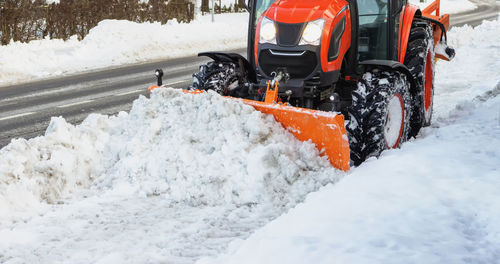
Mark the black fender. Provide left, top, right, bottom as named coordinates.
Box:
left=359, top=60, right=417, bottom=92
left=198, top=52, right=257, bottom=83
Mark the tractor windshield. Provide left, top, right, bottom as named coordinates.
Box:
left=357, top=0, right=389, bottom=60
left=358, top=0, right=388, bottom=17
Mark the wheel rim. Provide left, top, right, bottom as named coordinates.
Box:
left=384, top=93, right=405, bottom=149
left=424, top=51, right=434, bottom=122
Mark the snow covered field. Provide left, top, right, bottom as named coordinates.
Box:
left=0, top=17, right=499, bottom=263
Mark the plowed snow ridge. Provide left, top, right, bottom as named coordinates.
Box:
left=0, top=89, right=340, bottom=217
left=0, top=89, right=343, bottom=263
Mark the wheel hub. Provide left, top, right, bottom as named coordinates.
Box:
left=384, top=94, right=404, bottom=149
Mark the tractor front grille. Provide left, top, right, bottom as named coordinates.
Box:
left=276, top=22, right=305, bottom=47
left=258, top=49, right=317, bottom=79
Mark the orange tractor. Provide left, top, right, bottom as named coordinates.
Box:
left=151, top=0, right=455, bottom=171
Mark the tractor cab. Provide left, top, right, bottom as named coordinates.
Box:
left=246, top=0, right=407, bottom=68
left=357, top=0, right=407, bottom=61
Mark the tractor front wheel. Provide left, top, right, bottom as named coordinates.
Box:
left=190, top=60, right=248, bottom=97
left=347, top=70, right=412, bottom=166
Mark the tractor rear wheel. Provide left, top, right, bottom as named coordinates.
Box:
left=347, top=70, right=412, bottom=166
left=404, top=20, right=435, bottom=138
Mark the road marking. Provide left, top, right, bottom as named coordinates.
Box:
left=116, top=89, right=144, bottom=96
left=57, top=100, right=94, bottom=108
left=166, top=80, right=189, bottom=86
left=0, top=112, right=36, bottom=121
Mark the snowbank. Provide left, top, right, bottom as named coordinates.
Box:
left=0, top=13, right=248, bottom=86
left=0, top=88, right=340, bottom=219
left=0, top=116, right=112, bottom=217
left=0, top=88, right=343, bottom=263
left=92, top=89, right=339, bottom=208
left=200, top=19, right=500, bottom=264
left=409, top=0, right=476, bottom=14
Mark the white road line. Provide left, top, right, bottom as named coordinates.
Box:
left=57, top=100, right=94, bottom=108
left=0, top=112, right=36, bottom=121
left=165, top=80, right=189, bottom=86
left=116, top=89, right=144, bottom=96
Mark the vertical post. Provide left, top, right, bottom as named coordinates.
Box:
left=211, top=0, right=214, bottom=22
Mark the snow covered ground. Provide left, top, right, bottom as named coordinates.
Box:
left=0, top=88, right=341, bottom=263
left=200, top=19, right=500, bottom=264
left=1, top=5, right=499, bottom=264
left=0, top=18, right=499, bottom=264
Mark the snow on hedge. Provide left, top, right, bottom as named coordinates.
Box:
left=200, top=19, right=500, bottom=264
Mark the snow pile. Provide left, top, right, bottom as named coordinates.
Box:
left=0, top=88, right=342, bottom=262
left=200, top=19, right=500, bottom=264
left=0, top=13, right=248, bottom=86
left=409, top=0, right=476, bottom=14
left=93, top=88, right=338, bottom=207
left=0, top=116, right=112, bottom=217
left=0, top=89, right=340, bottom=219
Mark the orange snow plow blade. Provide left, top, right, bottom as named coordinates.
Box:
left=149, top=84, right=350, bottom=171
left=242, top=99, right=350, bottom=171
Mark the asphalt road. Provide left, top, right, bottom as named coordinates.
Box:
left=0, top=2, right=498, bottom=148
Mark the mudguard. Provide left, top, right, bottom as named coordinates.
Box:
left=359, top=60, right=417, bottom=92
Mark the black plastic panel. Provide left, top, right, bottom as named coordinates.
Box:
left=276, top=22, right=305, bottom=47
left=258, top=49, right=317, bottom=79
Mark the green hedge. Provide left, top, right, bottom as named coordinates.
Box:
left=0, top=0, right=196, bottom=45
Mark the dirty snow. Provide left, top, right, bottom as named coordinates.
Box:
left=200, top=19, right=500, bottom=264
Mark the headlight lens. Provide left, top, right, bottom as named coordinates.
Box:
left=259, top=17, right=276, bottom=44
left=300, top=19, right=325, bottom=46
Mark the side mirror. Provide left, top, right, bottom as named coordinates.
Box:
left=244, top=0, right=251, bottom=12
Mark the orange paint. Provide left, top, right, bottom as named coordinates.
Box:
left=243, top=99, right=350, bottom=171
left=264, top=80, right=279, bottom=104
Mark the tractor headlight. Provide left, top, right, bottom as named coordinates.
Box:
left=259, top=17, right=276, bottom=44
left=300, top=19, right=325, bottom=46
